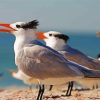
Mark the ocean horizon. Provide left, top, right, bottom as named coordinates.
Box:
left=0, top=31, right=100, bottom=87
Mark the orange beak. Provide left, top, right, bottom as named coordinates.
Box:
left=36, top=32, right=47, bottom=40
left=0, top=23, right=16, bottom=33
left=96, top=31, right=100, bottom=38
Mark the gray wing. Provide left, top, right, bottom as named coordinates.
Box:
left=60, top=51, right=100, bottom=70
left=16, top=44, right=83, bottom=79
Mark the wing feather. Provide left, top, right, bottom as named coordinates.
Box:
left=16, top=44, right=83, bottom=79
left=60, top=51, right=100, bottom=70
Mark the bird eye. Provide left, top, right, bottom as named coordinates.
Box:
left=49, top=34, right=52, bottom=36
left=16, top=25, right=21, bottom=28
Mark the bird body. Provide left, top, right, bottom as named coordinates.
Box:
left=0, top=21, right=85, bottom=86
left=59, top=45, right=100, bottom=70
left=38, top=31, right=100, bottom=70
left=15, top=41, right=84, bottom=85
left=37, top=31, right=100, bottom=87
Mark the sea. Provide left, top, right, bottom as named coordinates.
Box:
left=0, top=31, right=100, bottom=87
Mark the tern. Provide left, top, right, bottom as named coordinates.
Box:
left=0, top=21, right=100, bottom=100
left=37, top=31, right=100, bottom=96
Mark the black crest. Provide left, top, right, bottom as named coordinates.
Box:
left=21, top=20, right=39, bottom=29
left=54, top=34, right=69, bottom=42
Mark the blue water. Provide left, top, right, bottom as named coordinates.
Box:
left=0, top=31, right=100, bottom=87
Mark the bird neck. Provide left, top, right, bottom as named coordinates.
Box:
left=46, top=39, right=66, bottom=51
left=14, top=35, right=36, bottom=59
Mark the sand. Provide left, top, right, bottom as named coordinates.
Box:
left=0, top=87, right=100, bottom=100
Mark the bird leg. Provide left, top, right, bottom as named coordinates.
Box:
left=92, top=84, right=98, bottom=90
left=49, top=85, right=53, bottom=91
left=65, top=81, right=71, bottom=96
left=65, top=81, right=74, bottom=96
left=36, top=84, right=45, bottom=100
left=37, top=85, right=42, bottom=100
left=67, top=81, right=74, bottom=96
left=39, top=85, right=45, bottom=100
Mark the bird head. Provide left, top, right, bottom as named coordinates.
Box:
left=0, top=20, right=39, bottom=38
left=36, top=31, right=69, bottom=50
left=37, top=31, right=69, bottom=43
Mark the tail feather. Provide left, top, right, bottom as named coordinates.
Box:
left=68, top=61, right=100, bottom=78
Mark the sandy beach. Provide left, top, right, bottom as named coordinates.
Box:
left=0, top=86, right=100, bottom=100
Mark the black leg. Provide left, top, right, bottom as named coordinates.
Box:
left=49, top=85, right=53, bottom=91
left=39, top=85, right=45, bottom=100
left=65, top=82, right=71, bottom=96
left=36, top=85, right=45, bottom=100
left=66, top=81, right=74, bottom=96
left=68, top=81, right=74, bottom=96
left=36, top=85, right=42, bottom=100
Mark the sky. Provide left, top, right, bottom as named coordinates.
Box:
left=0, top=0, right=100, bottom=32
